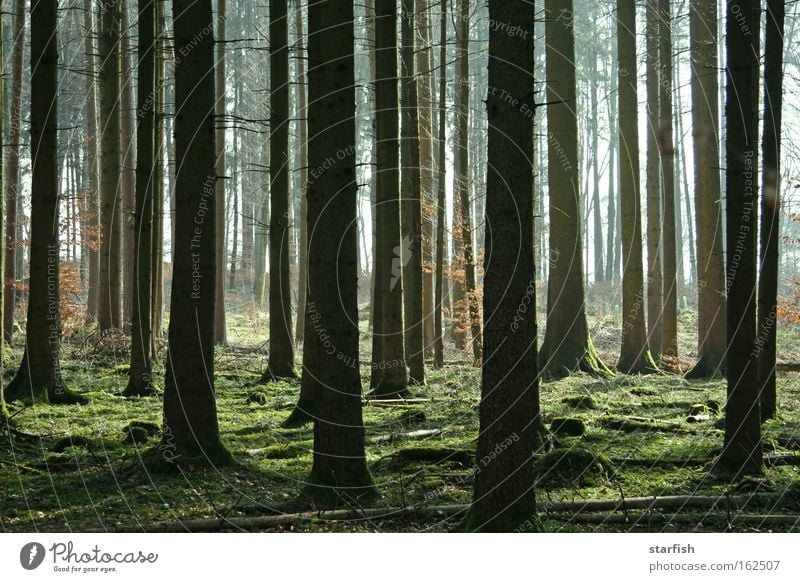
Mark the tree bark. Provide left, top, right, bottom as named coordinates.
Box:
left=162, top=0, right=228, bottom=463
left=3, top=0, right=25, bottom=343
left=294, top=0, right=308, bottom=345
left=98, top=0, right=123, bottom=331
left=125, top=0, right=157, bottom=397
left=214, top=0, right=228, bottom=345
left=685, top=0, right=726, bottom=379
left=401, top=0, right=425, bottom=385
left=433, top=0, right=447, bottom=369
left=371, top=0, right=409, bottom=398
left=302, top=0, right=375, bottom=504
left=720, top=0, right=762, bottom=475
left=540, top=0, right=610, bottom=379
left=462, top=0, right=538, bottom=532
left=757, top=0, right=784, bottom=421
left=617, top=0, right=659, bottom=374
left=120, top=0, right=136, bottom=331
left=266, top=0, right=296, bottom=379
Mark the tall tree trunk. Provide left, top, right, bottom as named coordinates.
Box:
left=417, top=0, right=435, bottom=359
left=757, top=0, right=784, bottom=421
left=370, top=0, right=409, bottom=398
left=152, top=14, right=167, bottom=343
left=462, top=0, right=539, bottom=532
left=645, top=0, right=663, bottom=359
left=214, top=0, right=228, bottom=345
left=120, top=0, right=136, bottom=330
left=294, top=0, right=308, bottom=345
left=453, top=0, right=481, bottom=364
left=401, top=0, right=425, bottom=385
left=162, top=0, right=229, bottom=463
left=84, top=0, right=100, bottom=323
left=604, top=56, right=618, bottom=284
left=266, top=0, right=296, bottom=379
left=98, top=0, right=123, bottom=331
left=720, top=0, right=762, bottom=475
left=617, top=0, right=659, bottom=374
left=540, top=0, right=610, bottom=378
left=3, top=0, right=26, bottom=343
left=590, top=46, right=604, bottom=283
left=302, top=0, right=375, bottom=504
left=125, top=0, right=157, bottom=397
left=6, top=0, right=84, bottom=405
left=433, top=0, right=447, bottom=369
left=685, top=0, right=726, bottom=379
left=659, top=0, right=678, bottom=359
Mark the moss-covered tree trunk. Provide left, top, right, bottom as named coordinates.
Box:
left=267, top=0, right=296, bottom=380
left=98, top=0, right=123, bottom=331
left=757, top=0, right=784, bottom=421
left=685, top=0, right=726, bottom=379
left=125, top=0, right=157, bottom=397
left=371, top=0, right=409, bottom=398
left=463, top=0, right=538, bottom=532
left=162, top=0, right=228, bottom=463
left=540, top=0, right=610, bottom=379
left=617, top=0, right=659, bottom=374
left=720, top=0, right=762, bottom=476
left=303, top=0, right=375, bottom=504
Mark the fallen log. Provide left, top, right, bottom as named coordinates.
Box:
left=776, top=363, right=800, bottom=372
left=93, top=492, right=789, bottom=533
left=370, top=429, right=443, bottom=444
left=549, top=512, right=800, bottom=528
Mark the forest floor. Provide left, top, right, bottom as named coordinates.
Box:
left=1, top=307, right=800, bottom=533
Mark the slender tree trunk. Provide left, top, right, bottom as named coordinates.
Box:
left=302, top=0, right=375, bottom=504
left=6, top=0, right=84, bottom=405
left=214, top=0, right=228, bottom=345
left=720, top=0, right=762, bottom=476
left=84, top=0, right=101, bottom=322
left=152, top=15, right=167, bottom=343
left=659, top=0, right=678, bottom=359
left=617, top=0, right=659, bottom=374
left=605, top=57, right=618, bottom=284
left=433, top=0, right=447, bottom=369
left=162, top=0, right=229, bottom=463
left=3, top=0, right=26, bottom=343
left=645, top=0, right=663, bottom=360
left=590, top=48, right=604, bottom=283
left=453, top=0, right=481, bottom=364
left=266, top=0, right=296, bottom=379
left=371, top=0, right=409, bottom=398
left=463, top=0, right=539, bottom=532
left=757, top=0, right=784, bottom=421
left=98, top=0, right=123, bottom=331
left=125, top=0, right=157, bottom=397
left=120, top=0, right=136, bottom=330
left=417, top=0, right=435, bottom=359
left=540, top=0, right=610, bottom=378
left=401, top=0, right=425, bottom=385
left=294, top=0, right=308, bottom=345
left=685, top=0, right=726, bottom=379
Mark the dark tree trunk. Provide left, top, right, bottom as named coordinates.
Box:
left=433, top=0, right=447, bottom=369
left=617, top=0, right=659, bottom=374
left=3, top=0, right=25, bottom=344
left=84, top=0, right=101, bottom=323
left=401, top=0, right=425, bottom=385
left=294, top=0, right=308, bottom=345
left=125, top=0, right=157, bottom=397
left=98, top=0, right=123, bottom=331
left=540, top=0, right=610, bottom=379
left=120, top=0, right=136, bottom=331
left=720, top=0, right=762, bottom=476
left=214, top=0, right=228, bottom=345
left=302, top=0, right=375, bottom=504
left=6, top=0, right=84, bottom=405
left=266, top=0, right=296, bottom=379
left=162, top=0, right=229, bottom=463
left=463, top=0, right=539, bottom=532
left=757, top=0, right=784, bottom=421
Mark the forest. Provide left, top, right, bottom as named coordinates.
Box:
left=0, top=0, right=799, bottom=534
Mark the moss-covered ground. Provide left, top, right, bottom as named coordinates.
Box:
left=1, top=308, right=799, bottom=532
